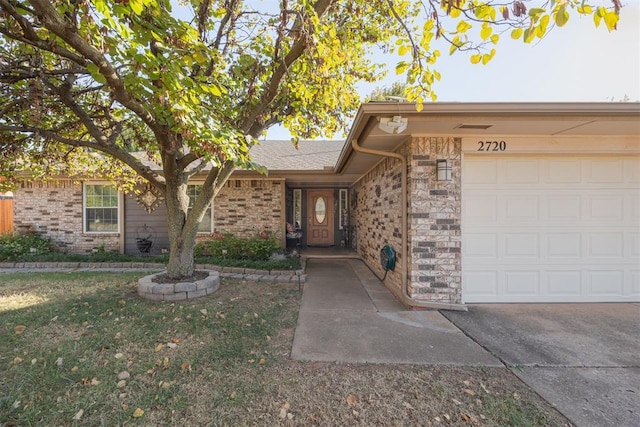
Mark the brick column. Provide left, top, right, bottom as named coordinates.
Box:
left=408, top=137, right=462, bottom=304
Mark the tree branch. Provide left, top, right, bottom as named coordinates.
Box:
left=26, top=0, right=164, bottom=140
left=0, top=124, right=165, bottom=188
left=238, top=0, right=334, bottom=135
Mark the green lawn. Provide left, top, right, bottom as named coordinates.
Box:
left=0, top=272, right=569, bottom=426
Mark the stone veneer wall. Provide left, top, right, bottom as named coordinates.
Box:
left=352, top=155, right=404, bottom=295
left=351, top=136, right=462, bottom=305
left=13, top=180, right=120, bottom=253
left=212, top=179, right=285, bottom=244
left=408, top=137, right=461, bottom=304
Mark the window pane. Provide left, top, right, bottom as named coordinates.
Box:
left=188, top=184, right=212, bottom=233
left=198, top=207, right=212, bottom=233
left=86, top=207, right=118, bottom=232
left=85, top=184, right=119, bottom=232
left=293, top=189, right=302, bottom=229
left=315, top=197, right=326, bottom=224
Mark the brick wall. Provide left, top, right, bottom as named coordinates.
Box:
left=352, top=156, right=404, bottom=295
left=13, top=180, right=120, bottom=253
left=351, top=136, right=462, bottom=305
left=213, top=179, right=285, bottom=244
left=408, top=137, right=461, bottom=304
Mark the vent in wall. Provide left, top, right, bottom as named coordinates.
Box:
left=455, top=124, right=493, bottom=130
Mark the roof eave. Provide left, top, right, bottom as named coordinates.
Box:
left=335, top=101, right=640, bottom=173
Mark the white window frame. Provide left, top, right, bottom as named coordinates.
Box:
left=187, top=183, right=213, bottom=234
left=83, top=182, right=121, bottom=234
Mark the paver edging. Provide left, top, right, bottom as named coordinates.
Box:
left=0, top=261, right=306, bottom=283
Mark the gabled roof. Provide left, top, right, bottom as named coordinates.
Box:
left=249, top=140, right=344, bottom=171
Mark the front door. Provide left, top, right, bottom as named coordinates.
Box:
left=307, top=189, right=334, bottom=246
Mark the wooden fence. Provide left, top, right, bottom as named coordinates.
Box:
left=0, top=197, right=14, bottom=233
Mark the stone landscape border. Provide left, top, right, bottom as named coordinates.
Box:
left=0, top=260, right=307, bottom=284
left=138, top=270, right=221, bottom=301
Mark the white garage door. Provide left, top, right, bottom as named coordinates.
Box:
left=462, top=155, right=640, bottom=303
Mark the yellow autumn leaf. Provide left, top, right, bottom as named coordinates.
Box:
left=578, top=5, right=593, bottom=14
left=511, top=28, right=523, bottom=40
left=456, top=20, right=472, bottom=34
left=132, top=407, right=144, bottom=418
left=603, top=11, right=619, bottom=31
left=480, top=26, right=492, bottom=41
left=398, top=45, right=411, bottom=56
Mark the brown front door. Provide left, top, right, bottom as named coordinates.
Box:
left=307, top=189, right=334, bottom=246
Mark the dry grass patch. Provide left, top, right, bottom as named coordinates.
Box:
left=0, top=272, right=570, bottom=426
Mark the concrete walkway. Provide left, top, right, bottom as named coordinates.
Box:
left=291, top=258, right=500, bottom=366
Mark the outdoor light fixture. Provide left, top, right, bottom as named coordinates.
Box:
left=437, top=159, right=452, bottom=181
left=378, top=116, right=408, bottom=134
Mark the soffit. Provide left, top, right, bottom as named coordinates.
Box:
left=338, top=102, right=640, bottom=176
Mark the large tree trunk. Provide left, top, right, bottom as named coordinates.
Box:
left=162, top=152, right=200, bottom=278
left=165, top=185, right=199, bottom=278
left=161, top=148, right=235, bottom=278
left=166, top=227, right=197, bottom=278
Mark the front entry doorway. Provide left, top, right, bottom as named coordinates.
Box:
left=307, top=189, right=334, bottom=246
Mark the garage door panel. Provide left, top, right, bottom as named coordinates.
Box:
left=505, top=196, right=539, bottom=221
left=464, top=233, right=497, bottom=258
left=463, top=271, right=498, bottom=298
left=546, top=195, right=582, bottom=220
left=504, top=233, right=539, bottom=258
left=463, top=154, right=639, bottom=303
left=587, top=158, right=625, bottom=183
left=504, top=271, right=540, bottom=295
left=588, top=196, right=624, bottom=221
left=505, top=159, right=540, bottom=183
left=587, top=233, right=624, bottom=258
left=632, top=271, right=640, bottom=295
left=630, top=233, right=640, bottom=257
left=546, top=159, right=582, bottom=183
left=464, top=195, right=498, bottom=222
left=631, top=195, right=640, bottom=220
left=465, top=158, right=498, bottom=183
left=630, top=159, right=640, bottom=183
left=546, top=233, right=581, bottom=257
left=588, top=271, right=625, bottom=296
left=546, top=271, right=582, bottom=296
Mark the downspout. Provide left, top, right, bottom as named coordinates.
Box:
left=351, top=138, right=467, bottom=312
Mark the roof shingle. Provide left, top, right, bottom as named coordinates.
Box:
left=249, top=140, right=344, bottom=171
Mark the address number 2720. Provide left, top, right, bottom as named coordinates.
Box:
left=477, top=140, right=507, bottom=152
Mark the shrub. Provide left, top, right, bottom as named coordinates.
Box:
left=0, top=232, right=54, bottom=260
left=195, top=230, right=281, bottom=261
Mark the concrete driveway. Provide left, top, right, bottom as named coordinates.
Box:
left=442, top=304, right=640, bottom=427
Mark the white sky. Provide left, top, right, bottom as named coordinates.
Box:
left=266, top=2, right=640, bottom=139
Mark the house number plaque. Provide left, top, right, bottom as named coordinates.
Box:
left=477, top=140, right=507, bottom=152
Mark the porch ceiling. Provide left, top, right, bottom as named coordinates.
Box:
left=337, top=102, right=640, bottom=176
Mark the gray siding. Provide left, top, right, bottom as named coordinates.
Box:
left=123, top=195, right=170, bottom=255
